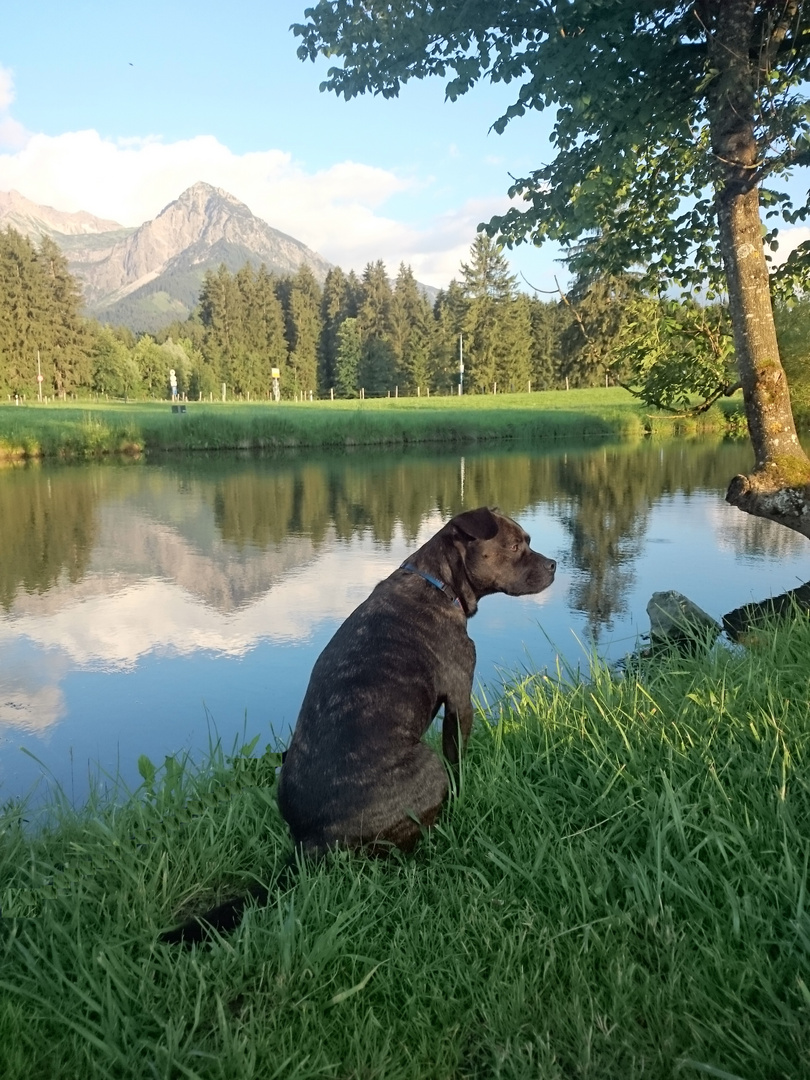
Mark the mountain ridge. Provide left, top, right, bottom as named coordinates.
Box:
left=0, top=188, right=127, bottom=238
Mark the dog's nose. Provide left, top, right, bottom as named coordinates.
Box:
left=546, top=558, right=557, bottom=574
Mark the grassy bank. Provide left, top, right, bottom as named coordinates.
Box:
left=2, top=615, right=808, bottom=1079
left=0, top=389, right=743, bottom=461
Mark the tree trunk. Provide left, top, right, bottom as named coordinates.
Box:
left=704, top=0, right=810, bottom=539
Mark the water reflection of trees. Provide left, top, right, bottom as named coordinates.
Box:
left=0, top=466, right=98, bottom=610
left=209, top=439, right=761, bottom=634
left=1, top=438, right=781, bottom=631
left=555, top=447, right=648, bottom=633
left=549, top=440, right=758, bottom=633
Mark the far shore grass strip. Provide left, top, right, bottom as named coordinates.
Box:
left=1, top=612, right=808, bottom=1078
left=0, top=388, right=744, bottom=461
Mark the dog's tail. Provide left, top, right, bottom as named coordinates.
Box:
left=159, top=857, right=296, bottom=946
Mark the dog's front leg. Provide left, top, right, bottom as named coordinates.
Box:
left=442, top=697, right=473, bottom=785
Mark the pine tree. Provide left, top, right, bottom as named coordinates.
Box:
left=37, top=236, right=91, bottom=397
left=460, top=234, right=517, bottom=303
left=462, top=296, right=499, bottom=392
left=228, top=264, right=279, bottom=398
left=319, top=266, right=357, bottom=394
left=198, top=264, right=289, bottom=398
left=528, top=296, right=567, bottom=390
left=199, top=265, right=240, bottom=391
left=458, top=235, right=529, bottom=393
left=254, top=266, right=288, bottom=389
left=390, top=264, right=434, bottom=394
left=432, top=281, right=468, bottom=394
left=0, top=228, right=91, bottom=398
left=281, top=265, right=323, bottom=397
left=334, top=317, right=362, bottom=398
left=358, top=261, right=393, bottom=336
left=360, top=337, right=396, bottom=397
left=558, top=273, right=639, bottom=388
left=231, top=264, right=262, bottom=397
left=495, top=294, right=533, bottom=392
left=0, top=228, right=40, bottom=395
left=357, top=261, right=396, bottom=394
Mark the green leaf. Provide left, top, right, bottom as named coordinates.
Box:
left=137, top=755, right=156, bottom=789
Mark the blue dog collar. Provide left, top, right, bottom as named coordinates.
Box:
left=400, top=562, right=462, bottom=608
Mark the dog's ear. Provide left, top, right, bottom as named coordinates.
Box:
left=450, top=507, right=499, bottom=541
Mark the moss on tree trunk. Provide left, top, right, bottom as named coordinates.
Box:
left=706, top=0, right=810, bottom=537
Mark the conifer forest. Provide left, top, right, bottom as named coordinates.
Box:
left=0, top=226, right=631, bottom=402
left=3, top=223, right=808, bottom=408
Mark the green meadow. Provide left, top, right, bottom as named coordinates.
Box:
left=0, top=388, right=743, bottom=461
left=2, top=616, right=808, bottom=1079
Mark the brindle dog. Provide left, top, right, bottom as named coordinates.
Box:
left=161, top=506, right=555, bottom=943
left=278, top=506, right=556, bottom=855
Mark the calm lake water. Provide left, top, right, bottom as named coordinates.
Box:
left=1, top=437, right=807, bottom=807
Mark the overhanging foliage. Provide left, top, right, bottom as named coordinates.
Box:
left=295, top=1, right=810, bottom=294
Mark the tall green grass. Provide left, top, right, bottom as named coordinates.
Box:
left=2, top=615, right=808, bottom=1078
left=0, top=389, right=740, bottom=461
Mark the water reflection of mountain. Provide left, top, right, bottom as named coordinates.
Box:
left=1, top=439, right=805, bottom=633
left=99, top=504, right=322, bottom=613
left=2, top=464, right=322, bottom=617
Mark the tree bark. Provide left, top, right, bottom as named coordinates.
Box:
left=703, top=0, right=810, bottom=539
left=723, top=580, right=810, bottom=639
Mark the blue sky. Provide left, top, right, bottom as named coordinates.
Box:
left=0, top=0, right=567, bottom=291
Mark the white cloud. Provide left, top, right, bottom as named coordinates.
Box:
left=0, top=543, right=397, bottom=671
left=0, top=65, right=29, bottom=150
left=0, top=65, right=15, bottom=111
left=0, top=126, right=507, bottom=285
left=0, top=644, right=68, bottom=734
left=0, top=683, right=64, bottom=733
left=769, top=225, right=810, bottom=266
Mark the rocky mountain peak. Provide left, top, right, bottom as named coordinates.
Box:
left=158, top=182, right=247, bottom=229
left=62, top=181, right=333, bottom=326
left=2, top=181, right=346, bottom=332
left=141, top=182, right=268, bottom=262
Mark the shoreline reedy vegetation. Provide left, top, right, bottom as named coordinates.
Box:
left=0, top=389, right=746, bottom=462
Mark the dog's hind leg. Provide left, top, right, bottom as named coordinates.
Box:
left=293, top=745, right=450, bottom=856
left=362, top=743, right=450, bottom=854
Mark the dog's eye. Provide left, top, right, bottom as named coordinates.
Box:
left=511, top=543, right=520, bottom=552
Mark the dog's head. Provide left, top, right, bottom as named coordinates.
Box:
left=447, top=507, right=556, bottom=599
